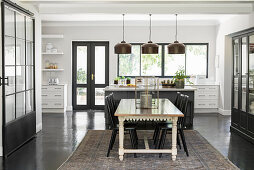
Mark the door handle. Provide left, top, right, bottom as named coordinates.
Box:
left=91, top=74, right=94, bottom=80
left=0, top=77, right=9, bottom=86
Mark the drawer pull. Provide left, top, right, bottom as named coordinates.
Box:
left=42, top=94, right=48, bottom=96
left=55, top=95, right=62, bottom=96
left=55, top=88, right=62, bottom=89
left=198, top=95, right=205, bottom=96
left=42, top=88, right=47, bottom=90
left=209, top=88, right=216, bottom=90
left=198, top=104, right=205, bottom=105
left=54, top=103, right=62, bottom=105
left=199, top=88, right=205, bottom=90
left=42, top=103, right=48, bottom=105
left=209, top=95, right=216, bottom=96
left=209, top=104, right=216, bottom=105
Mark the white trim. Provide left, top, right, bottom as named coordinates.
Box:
left=0, top=146, right=3, bottom=156
left=66, top=106, right=73, bottom=111
left=218, top=108, right=231, bottom=115
left=36, top=123, right=42, bottom=133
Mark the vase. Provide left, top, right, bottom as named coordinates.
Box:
left=175, top=79, right=185, bottom=88
left=114, top=80, right=118, bottom=85
left=126, top=80, right=131, bottom=84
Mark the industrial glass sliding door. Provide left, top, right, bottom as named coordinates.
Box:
left=2, top=1, right=35, bottom=156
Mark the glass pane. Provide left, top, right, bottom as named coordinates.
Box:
left=16, top=66, right=25, bottom=92
left=5, top=95, right=15, bottom=123
left=95, top=46, right=105, bottom=84
left=5, top=66, right=15, bottom=95
left=26, top=90, right=34, bottom=113
left=164, top=45, right=185, bottom=76
left=5, top=37, right=15, bottom=65
left=26, top=42, right=33, bottom=65
left=77, top=88, right=87, bottom=105
left=16, top=13, right=25, bottom=39
left=119, top=45, right=141, bottom=76
left=16, top=92, right=25, bottom=118
left=16, top=39, right=25, bottom=65
left=26, top=66, right=33, bottom=90
left=26, top=17, right=33, bottom=41
left=249, top=35, right=254, bottom=114
left=234, top=39, right=239, bottom=109
left=77, top=46, right=87, bottom=84
left=141, top=45, right=162, bottom=76
left=186, top=45, right=207, bottom=76
left=95, top=88, right=105, bottom=105
left=4, top=7, right=15, bottom=37
left=241, top=37, right=247, bottom=111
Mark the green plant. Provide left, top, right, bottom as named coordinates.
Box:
left=120, top=76, right=125, bottom=79
left=114, top=77, right=120, bottom=81
left=174, top=66, right=188, bottom=80
left=126, top=77, right=131, bottom=81
left=77, top=68, right=87, bottom=83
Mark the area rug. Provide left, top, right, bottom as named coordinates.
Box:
left=58, top=130, right=238, bottom=170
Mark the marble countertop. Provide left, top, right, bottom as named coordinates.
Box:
left=105, top=86, right=196, bottom=91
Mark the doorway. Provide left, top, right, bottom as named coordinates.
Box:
left=72, top=41, right=109, bottom=110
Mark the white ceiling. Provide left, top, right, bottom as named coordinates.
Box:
left=20, top=0, right=254, bottom=25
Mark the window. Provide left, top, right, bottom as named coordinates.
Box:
left=118, top=43, right=208, bottom=77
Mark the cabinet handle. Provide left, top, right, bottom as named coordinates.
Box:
left=42, top=103, right=48, bottom=105
left=209, top=95, right=216, bottom=96
left=55, top=88, right=62, bottom=89
left=55, top=95, right=62, bottom=96
left=198, top=104, right=205, bottom=105
left=54, top=103, right=62, bottom=105
left=198, top=95, right=205, bottom=96
left=42, top=95, right=48, bottom=96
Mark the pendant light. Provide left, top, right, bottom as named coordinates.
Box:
left=168, top=14, right=185, bottom=54
left=114, top=14, right=132, bottom=54
left=142, top=14, right=159, bottom=54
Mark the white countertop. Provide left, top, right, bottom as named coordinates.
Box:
left=105, top=86, right=196, bottom=91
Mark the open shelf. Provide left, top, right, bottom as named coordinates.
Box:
left=42, top=34, right=64, bottom=39
left=42, top=69, right=64, bottom=72
left=42, top=52, right=64, bottom=55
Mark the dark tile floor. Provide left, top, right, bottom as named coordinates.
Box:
left=0, top=111, right=253, bottom=170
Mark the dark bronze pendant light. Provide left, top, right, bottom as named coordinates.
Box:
left=114, top=14, right=132, bottom=54
left=142, top=14, right=159, bottom=54
left=168, top=14, right=185, bottom=54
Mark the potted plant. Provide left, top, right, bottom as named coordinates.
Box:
left=114, top=77, right=120, bottom=85
left=174, top=67, right=188, bottom=88
left=120, top=76, right=125, bottom=85
left=126, top=77, right=131, bottom=84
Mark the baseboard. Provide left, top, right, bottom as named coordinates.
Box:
left=194, top=108, right=218, bottom=113
left=66, top=106, right=73, bottom=111
left=36, top=122, right=42, bottom=133
left=218, top=108, right=231, bottom=115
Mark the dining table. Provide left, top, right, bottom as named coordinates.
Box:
left=114, top=98, right=184, bottom=161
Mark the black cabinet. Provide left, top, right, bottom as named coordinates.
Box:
left=231, top=29, right=254, bottom=144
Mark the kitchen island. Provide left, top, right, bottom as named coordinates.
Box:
left=104, top=86, right=196, bottom=129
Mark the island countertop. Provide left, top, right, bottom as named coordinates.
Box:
left=104, top=85, right=196, bottom=91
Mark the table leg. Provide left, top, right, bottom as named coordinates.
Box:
left=172, top=117, right=178, bottom=161
left=118, top=117, right=124, bottom=161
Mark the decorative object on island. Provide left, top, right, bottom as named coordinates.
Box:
left=135, top=76, right=159, bottom=109
left=120, top=76, right=125, bottom=85
left=142, top=14, right=159, bottom=54
left=168, top=14, right=185, bottom=54
left=114, top=14, right=132, bottom=54
left=114, top=77, right=120, bottom=84
left=174, top=67, right=188, bottom=88
left=126, top=77, right=131, bottom=84
left=161, top=79, right=176, bottom=88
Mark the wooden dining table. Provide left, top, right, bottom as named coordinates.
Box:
left=115, top=98, right=184, bottom=161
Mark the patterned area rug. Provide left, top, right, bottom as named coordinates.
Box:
left=59, top=130, right=238, bottom=170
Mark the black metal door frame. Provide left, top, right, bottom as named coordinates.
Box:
left=72, top=41, right=109, bottom=110
left=1, top=0, right=36, bottom=157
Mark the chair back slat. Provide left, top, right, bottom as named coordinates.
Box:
left=174, top=92, right=182, bottom=109
left=105, top=95, right=118, bottom=129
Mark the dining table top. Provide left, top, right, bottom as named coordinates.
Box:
left=115, top=98, right=184, bottom=117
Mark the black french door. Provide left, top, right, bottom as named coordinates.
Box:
left=72, top=41, right=109, bottom=110
left=1, top=1, right=35, bottom=156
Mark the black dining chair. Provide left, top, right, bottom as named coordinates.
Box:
left=157, top=95, right=189, bottom=157
left=106, top=95, right=138, bottom=157
left=152, top=92, right=183, bottom=148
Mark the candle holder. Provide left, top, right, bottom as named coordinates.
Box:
left=135, top=76, right=159, bottom=109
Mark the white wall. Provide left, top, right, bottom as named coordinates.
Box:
left=42, top=24, right=217, bottom=109
left=0, top=1, right=42, bottom=156
left=216, top=13, right=254, bottom=114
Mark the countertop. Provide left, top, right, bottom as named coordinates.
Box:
left=105, top=86, right=196, bottom=91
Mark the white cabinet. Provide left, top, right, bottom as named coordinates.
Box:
left=189, top=85, right=219, bottom=111
left=42, top=84, right=67, bottom=113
